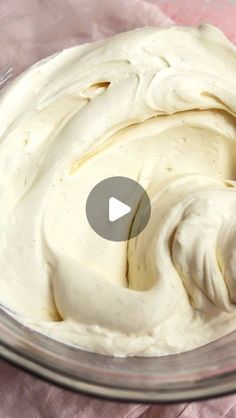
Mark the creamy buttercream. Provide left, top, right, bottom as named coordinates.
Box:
left=1, top=24, right=236, bottom=356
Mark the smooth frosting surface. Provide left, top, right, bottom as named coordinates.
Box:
left=1, top=24, right=236, bottom=356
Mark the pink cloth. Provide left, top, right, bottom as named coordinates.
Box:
left=1, top=0, right=236, bottom=416
left=1, top=358, right=236, bottom=418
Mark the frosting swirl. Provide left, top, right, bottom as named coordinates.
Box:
left=1, top=24, right=236, bottom=355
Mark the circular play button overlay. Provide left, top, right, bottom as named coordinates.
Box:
left=86, top=176, right=151, bottom=242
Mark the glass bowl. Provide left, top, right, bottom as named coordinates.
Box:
left=1, top=0, right=236, bottom=402
left=1, top=308, right=236, bottom=402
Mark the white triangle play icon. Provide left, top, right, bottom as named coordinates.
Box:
left=109, top=197, right=131, bottom=222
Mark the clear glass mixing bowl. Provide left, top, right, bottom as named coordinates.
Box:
left=1, top=0, right=236, bottom=402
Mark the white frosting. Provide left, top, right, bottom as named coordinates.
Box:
left=1, top=24, right=236, bottom=356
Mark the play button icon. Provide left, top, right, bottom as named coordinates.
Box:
left=109, top=197, right=131, bottom=222
left=86, top=176, right=151, bottom=241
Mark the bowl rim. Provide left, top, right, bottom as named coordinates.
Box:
left=1, top=341, right=236, bottom=403
left=1, top=307, right=236, bottom=403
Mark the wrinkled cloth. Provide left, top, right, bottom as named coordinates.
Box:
left=0, top=0, right=236, bottom=417
left=1, top=358, right=236, bottom=418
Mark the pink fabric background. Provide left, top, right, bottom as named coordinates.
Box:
left=1, top=0, right=236, bottom=416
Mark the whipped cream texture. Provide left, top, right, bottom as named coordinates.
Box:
left=1, top=25, right=236, bottom=356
